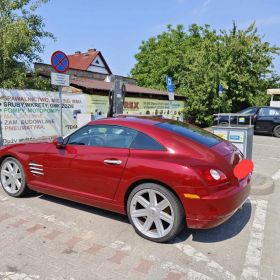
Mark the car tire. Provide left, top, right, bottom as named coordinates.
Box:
left=0, top=157, right=29, bottom=197
left=127, top=183, right=185, bottom=243
left=273, top=125, right=280, bottom=138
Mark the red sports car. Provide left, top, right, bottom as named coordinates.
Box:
left=0, top=117, right=251, bottom=242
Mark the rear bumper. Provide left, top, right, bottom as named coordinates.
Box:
left=184, top=176, right=251, bottom=229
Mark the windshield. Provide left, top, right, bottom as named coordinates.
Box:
left=156, top=121, right=222, bottom=147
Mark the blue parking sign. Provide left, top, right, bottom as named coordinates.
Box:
left=219, top=84, right=224, bottom=94
left=166, top=76, right=173, bottom=87
left=168, top=84, right=175, bottom=93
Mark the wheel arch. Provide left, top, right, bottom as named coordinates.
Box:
left=124, top=179, right=184, bottom=214
left=0, top=154, right=19, bottom=165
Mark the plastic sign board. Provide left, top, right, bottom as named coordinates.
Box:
left=51, top=51, right=69, bottom=73
left=213, top=129, right=228, bottom=140
left=168, top=92, right=175, bottom=101
left=51, top=72, right=70, bottom=87
left=229, top=131, right=245, bottom=143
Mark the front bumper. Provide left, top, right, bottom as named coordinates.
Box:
left=184, top=176, right=251, bottom=229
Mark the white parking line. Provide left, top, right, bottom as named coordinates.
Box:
left=272, top=169, right=280, bottom=181
left=174, top=239, right=236, bottom=280
left=0, top=272, right=40, bottom=279
left=241, top=199, right=268, bottom=279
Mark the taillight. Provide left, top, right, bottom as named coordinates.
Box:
left=196, top=168, right=229, bottom=186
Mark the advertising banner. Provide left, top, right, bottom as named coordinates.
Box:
left=0, top=89, right=88, bottom=144
left=0, top=89, right=185, bottom=144
left=88, top=95, right=184, bottom=121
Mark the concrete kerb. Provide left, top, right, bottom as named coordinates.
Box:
left=250, top=173, right=275, bottom=195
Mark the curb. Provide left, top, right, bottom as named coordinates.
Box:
left=250, top=173, right=275, bottom=195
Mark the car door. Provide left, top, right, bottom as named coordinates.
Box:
left=255, top=108, right=279, bottom=133
left=42, top=124, right=137, bottom=202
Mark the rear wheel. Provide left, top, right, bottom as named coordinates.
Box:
left=127, top=183, right=185, bottom=243
left=273, top=125, right=280, bottom=138
left=0, top=157, right=29, bottom=197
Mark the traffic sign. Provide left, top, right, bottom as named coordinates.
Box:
left=51, top=72, right=70, bottom=87
left=219, top=84, right=224, bottom=95
left=166, top=76, right=173, bottom=87
left=51, top=51, right=69, bottom=73
left=168, top=84, right=175, bottom=93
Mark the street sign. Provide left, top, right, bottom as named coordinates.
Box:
left=219, top=84, right=224, bottom=95
left=51, top=51, right=69, bottom=73
left=166, top=76, right=173, bottom=87
left=50, top=50, right=70, bottom=137
left=168, top=84, right=175, bottom=93
left=51, top=72, right=70, bottom=87
left=166, top=76, right=175, bottom=100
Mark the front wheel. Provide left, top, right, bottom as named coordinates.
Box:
left=127, top=183, right=185, bottom=243
left=273, top=125, right=280, bottom=138
left=0, top=157, right=29, bottom=197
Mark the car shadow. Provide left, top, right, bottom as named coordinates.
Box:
left=34, top=192, right=251, bottom=243
left=172, top=199, right=252, bottom=244
left=22, top=191, right=42, bottom=198
left=38, top=193, right=130, bottom=224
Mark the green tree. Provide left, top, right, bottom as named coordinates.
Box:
left=0, top=0, right=54, bottom=90
left=131, top=23, right=280, bottom=126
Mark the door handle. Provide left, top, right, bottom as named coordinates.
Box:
left=104, top=159, right=122, bottom=165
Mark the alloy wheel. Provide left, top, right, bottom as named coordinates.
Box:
left=130, top=189, right=174, bottom=239
left=1, top=160, right=23, bottom=194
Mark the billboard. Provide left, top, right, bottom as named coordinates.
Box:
left=88, top=95, right=184, bottom=120
left=0, top=89, right=184, bottom=144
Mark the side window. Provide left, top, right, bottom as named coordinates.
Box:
left=259, top=108, right=278, bottom=116
left=67, top=126, right=92, bottom=145
left=68, top=125, right=138, bottom=148
left=130, top=132, right=164, bottom=151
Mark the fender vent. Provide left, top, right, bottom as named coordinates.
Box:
left=29, top=163, right=44, bottom=175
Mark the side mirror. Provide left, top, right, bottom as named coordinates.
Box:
left=53, top=137, right=65, bottom=149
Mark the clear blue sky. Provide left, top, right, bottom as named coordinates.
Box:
left=38, top=0, right=280, bottom=76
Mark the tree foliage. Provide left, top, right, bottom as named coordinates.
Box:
left=0, top=0, right=54, bottom=90
left=131, top=23, right=280, bottom=126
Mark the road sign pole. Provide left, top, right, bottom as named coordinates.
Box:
left=51, top=50, right=70, bottom=137
left=59, top=86, right=63, bottom=136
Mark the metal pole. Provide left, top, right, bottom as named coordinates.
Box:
left=59, top=86, right=63, bottom=136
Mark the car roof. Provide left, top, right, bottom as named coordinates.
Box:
left=88, top=116, right=165, bottom=127
left=241, top=106, right=280, bottom=110
left=87, top=116, right=170, bottom=131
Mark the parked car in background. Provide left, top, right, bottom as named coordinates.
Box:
left=213, top=106, right=280, bottom=137
left=0, top=117, right=251, bottom=243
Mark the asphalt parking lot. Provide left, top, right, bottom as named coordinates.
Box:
left=0, top=134, right=279, bottom=280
